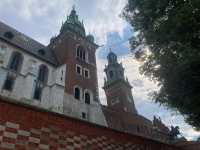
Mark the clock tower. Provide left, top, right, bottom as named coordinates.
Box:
left=103, top=51, right=137, bottom=114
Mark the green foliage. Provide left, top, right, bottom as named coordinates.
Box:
left=123, top=0, right=200, bottom=130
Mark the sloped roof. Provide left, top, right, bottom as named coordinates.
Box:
left=0, top=21, right=58, bottom=66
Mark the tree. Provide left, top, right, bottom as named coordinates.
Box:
left=123, top=0, right=200, bottom=130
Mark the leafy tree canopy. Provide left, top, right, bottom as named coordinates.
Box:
left=123, top=0, right=200, bottom=130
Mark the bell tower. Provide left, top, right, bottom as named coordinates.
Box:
left=103, top=51, right=137, bottom=114
left=48, top=7, right=99, bottom=103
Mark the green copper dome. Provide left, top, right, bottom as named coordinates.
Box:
left=86, top=34, right=95, bottom=43
left=60, top=7, right=86, bottom=37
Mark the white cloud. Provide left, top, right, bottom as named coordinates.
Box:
left=0, top=0, right=128, bottom=45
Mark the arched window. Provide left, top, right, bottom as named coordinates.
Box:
left=38, top=65, right=48, bottom=84
left=33, top=64, right=48, bottom=100
left=74, top=87, right=81, bottom=100
left=76, top=46, right=87, bottom=62
left=9, top=51, right=23, bottom=72
left=85, top=92, right=90, bottom=104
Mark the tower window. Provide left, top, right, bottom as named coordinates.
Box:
left=84, top=68, right=90, bottom=78
left=3, top=75, right=15, bottom=91
left=76, top=65, right=82, bottom=75
left=76, top=46, right=88, bottom=62
left=109, top=71, right=114, bottom=78
left=9, top=51, right=23, bottom=72
left=74, top=87, right=81, bottom=100
left=85, top=92, right=90, bottom=104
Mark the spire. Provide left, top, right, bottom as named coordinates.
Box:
left=60, top=5, right=86, bottom=36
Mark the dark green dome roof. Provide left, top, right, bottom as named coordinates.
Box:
left=86, top=34, right=94, bottom=43
left=60, top=7, right=86, bottom=37
left=107, top=50, right=118, bottom=64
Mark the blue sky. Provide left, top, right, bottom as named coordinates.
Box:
left=0, top=0, right=200, bottom=140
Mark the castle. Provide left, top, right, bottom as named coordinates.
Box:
left=0, top=7, right=186, bottom=149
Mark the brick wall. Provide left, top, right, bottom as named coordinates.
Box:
left=0, top=98, right=182, bottom=150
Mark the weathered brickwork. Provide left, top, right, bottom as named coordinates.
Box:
left=0, top=98, right=182, bottom=150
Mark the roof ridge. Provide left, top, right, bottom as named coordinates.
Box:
left=0, top=20, right=58, bottom=66
left=0, top=20, right=46, bottom=47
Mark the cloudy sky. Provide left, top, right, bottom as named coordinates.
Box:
left=0, top=0, right=200, bottom=140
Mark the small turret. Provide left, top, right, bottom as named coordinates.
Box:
left=104, top=50, right=126, bottom=85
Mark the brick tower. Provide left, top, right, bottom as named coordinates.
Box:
left=103, top=51, right=137, bottom=114
left=49, top=7, right=99, bottom=102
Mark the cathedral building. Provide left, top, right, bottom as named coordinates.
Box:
left=0, top=7, right=184, bottom=147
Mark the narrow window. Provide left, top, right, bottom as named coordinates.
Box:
left=9, top=52, right=23, bottom=72
left=3, top=75, right=15, bottom=91
left=38, top=65, right=48, bottom=84
left=109, top=71, right=114, bottom=78
left=74, top=87, right=80, bottom=100
left=76, top=46, right=87, bottom=62
left=85, top=92, right=90, bottom=104
left=82, top=112, right=86, bottom=119
left=84, top=69, right=89, bottom=78
left=83, top=51, right=86, bottom=61
left=76, top=47, right=80, bottom=57
left=76, top=65, right=82, bottom=75
left=33, top=65, right=48, bottom=100
left=33, top=83, right=42, bottom=100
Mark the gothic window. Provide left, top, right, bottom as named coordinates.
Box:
left=9, top=51, right=23, bottom=72
left=85, top=92, right=90, bottom=104
left=38, top=65, right=48, bottom=84
left=33, top=83, right=42, bottom=100
left=3, top=75, right=15, bottom=91
left=33, top=65, right=48, bottom=100
left=74, top=87, right=81, bottom=100
left=76, top=46, right=87, bottom=62
left=109, top=71, right=114, bottom=78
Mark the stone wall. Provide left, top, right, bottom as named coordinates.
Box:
left=0, top=98, right=182, bottom=150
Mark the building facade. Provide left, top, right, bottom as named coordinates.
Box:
left=0, top=7, right=186, bottom=147
left=0, top=7, right=106, bottom=127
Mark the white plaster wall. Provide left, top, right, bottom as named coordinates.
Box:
left=64, top=93, right=107, bottom=126
left=0, top=40, right=65, bottom=114
left=0, top=68, right=7, bottom=92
